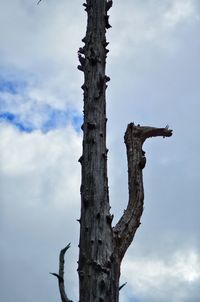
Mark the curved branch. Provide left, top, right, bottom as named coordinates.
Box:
left=139, top=124, right=172, bottom=141
left=113, top=123, right=173, bottom=260
left=50, top=243, right=73, bottom=302
left=119, top=282, right=127, bottom=291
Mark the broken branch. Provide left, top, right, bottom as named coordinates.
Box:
left=50, top=243, right=73, bottom=302
left=113, top=123, right=173, bottom=260
left=119, top=282, right=127, bottom=291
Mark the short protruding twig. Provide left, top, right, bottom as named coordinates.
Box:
left=50, top=272, right=64, bottom=282
left=119, top=282, right=127, bottom=291
left=37, top=0, right=42, bottom=4
left=50, top=243, right=73, bottom=302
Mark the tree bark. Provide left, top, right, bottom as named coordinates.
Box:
left=77, top=1, right=172, bottom=301
left=47, top=1, right=173, bottom=301
left=78, top=1, right=116, bottom=301
left=113, top=123, right=172, bottom=261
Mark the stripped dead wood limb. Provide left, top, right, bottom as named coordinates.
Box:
left=113, top=123, right=172, bottom=260
left=119, top=282, right=127, bottom=291
left=50, top=243, right=73, bottom=302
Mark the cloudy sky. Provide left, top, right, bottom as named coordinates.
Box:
left=0, top=0, right=200, bottom=301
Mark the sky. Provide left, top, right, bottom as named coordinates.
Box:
left=0, top=0, right=200, bottom=301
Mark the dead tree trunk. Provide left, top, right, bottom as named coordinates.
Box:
left=51, top=1, right=172, bottom=301
left=77, top=1, right=172, bottom=301
left=78, top=120, right=172, bottom=302
left=78, top=0, right=116, bottom=300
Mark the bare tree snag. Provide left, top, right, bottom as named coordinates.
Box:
left=50, top=1, right=173, bottom=301
left=50, top=244, right=73, bottom=302
left=78, top=1, right=115, bottom=301
left=77, top=1, right=172, bottom=301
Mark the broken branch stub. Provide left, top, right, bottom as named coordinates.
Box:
left=50, top=243, right=73, bottom=302
left=113, top=123, right=173, bottom=260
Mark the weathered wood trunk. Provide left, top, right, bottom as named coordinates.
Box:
left=78, top=1, right=118, bottom=301
left=51, top=1, right=172, bottom=301
left=77, top=1, right=172, bottom=301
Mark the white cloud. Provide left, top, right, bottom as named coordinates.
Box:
left=0, top=123, right=82, bottom=206
left=121, top=250, right=200, bottom=301
left=0, top=0, right=84, bottom=111
left=0, top=123, right=82, bottom=301
left=108, top=0, right=199, bottom=58
left=164, top=0, right=198, bottom=28
left=0, top=0, right=84, bottom=69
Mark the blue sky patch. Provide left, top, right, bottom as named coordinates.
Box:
left=40, top=106, right=83, bottom=133
left=0, top=112, right=34, bottom=132
left=0, top=77, right=83, bottom=133
left=71, top=114, right=83, bottom=132
left=0, top=78, right=26, bottom=95
left=0, top=108, right=83, bottom=133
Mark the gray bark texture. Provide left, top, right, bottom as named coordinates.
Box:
left=78, top=1, right=116, bottom=300
left=77, top=1, right=172, bottom=301
left=52, top=1, right=173, bottom=301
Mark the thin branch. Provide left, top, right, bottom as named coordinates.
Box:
left=113, top=122, right=173, bottom=260
left=119, top=282, right=127, bottom=291
left=37, top=0, right=42, bottom=5
left=50, top=243, right=73, bottom=302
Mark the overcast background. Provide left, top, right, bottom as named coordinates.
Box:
left=0, top=0, right=200, bottom=301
